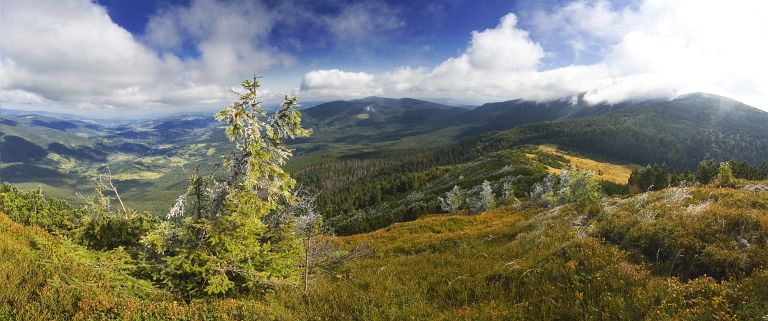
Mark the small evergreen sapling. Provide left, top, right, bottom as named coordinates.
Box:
left=142, top=78, right=311, bottom=298
left=438, top=185, right=465, bottom=215
left=501, top=180, right=521, bottom=209
left=717, top=161, right=735, bottom=187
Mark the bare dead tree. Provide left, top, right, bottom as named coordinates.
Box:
left=99, top=166, right=129, bottom=217
left=293, top=191, right=371, bottom=294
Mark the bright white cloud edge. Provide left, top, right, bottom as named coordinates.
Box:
left=2, top=0, right=768, bottom=115
left=300, top=0, right=768, bottom=110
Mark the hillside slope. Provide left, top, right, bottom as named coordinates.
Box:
left=0, top=211, right=292, bottom=320
left=449, top=96, right=639, bottom=137
left=296, top=144, right=637, bottom=234
left=6, top=181, right=767, bottom=320
left=4, top=92, right=768, bottom=217
left=275, top=183, right=768, bottom=320
left=475, top=93, right=768, bottom=168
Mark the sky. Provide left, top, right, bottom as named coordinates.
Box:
left=1, top=0, right=768, bottom=117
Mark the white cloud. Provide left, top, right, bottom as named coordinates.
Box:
left=302, top=13, right=564, bottom=103
left=144, top=0, right=293, bottom=82
left=1, top=0, right=161, bottom=106
left=4, top=0, right=768, bottom=114
left=301, top=69, right=379, bottom=99
left=323, top=2, right=404, bottom=43
left=0, top=0, right=413, bottom=115
left=0, top=0, right=293, bottom=115
left=301, top=1, right=768, bottom=110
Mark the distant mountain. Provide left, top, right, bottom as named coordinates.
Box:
left=472, top=93, right=768, bottom=168
left=296, top=97, right=465, bottom=147
left=3, top=92, right=768, bottom=215
left=303, top=97, right=463, bottom=127
left=1, top=108, right=99, bottom=121
left=447, top=95, right=650, bottom=137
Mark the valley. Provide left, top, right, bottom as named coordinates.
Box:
left=4, top=92, right=766, bottom=218
left=2, top=92, right=768, bottom=320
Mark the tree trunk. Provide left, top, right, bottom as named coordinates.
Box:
left=304, top=236, right=310, bottom=294
left=108, top=178, right=129, bottom=217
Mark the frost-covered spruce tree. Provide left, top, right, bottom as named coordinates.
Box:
left=531, top=167, right=602, bottom=210
left=564, top=168, right=602, bottom=209
left=500, top=180, right=521, bottom=208
left=529, top=175, right=555, bottom=207
left=142, top=78, right=310, bottom=298
left=467, top=180, right=496, bottom=214
left=438, top=185, right=465, bottom=215
left=479, top=180, right=496, bottom=211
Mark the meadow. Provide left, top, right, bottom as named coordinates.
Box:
left=3, top=178, right=768, bottom=320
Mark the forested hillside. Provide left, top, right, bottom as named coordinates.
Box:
left=4, top=92, right=768, bottom=221
left=3, top=88, right=768, bottom=318
left=480, top=93, right=768, bottom=168
left=3, top=162, right=768, bottom=319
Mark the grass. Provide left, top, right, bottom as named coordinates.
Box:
left=594, top=183, right=768, bottom=281
left=271, top=190, right=768, bottom=320
left=0, top=211, right=293, bottom=321
left=112, top=171, right=165, bottom=180
left=533, top=145, right=641, bottom=184
left=3, top=181, right=768, bottom=320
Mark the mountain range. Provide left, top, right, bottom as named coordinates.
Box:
left=1, top=92, right=767, bottom=214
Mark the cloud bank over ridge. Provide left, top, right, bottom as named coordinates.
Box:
left=301, top=0, right=768, bottom=109
left=2, top=0, right=768, bottom=114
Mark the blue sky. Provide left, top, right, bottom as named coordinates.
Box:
left=95, top=0, right=622, bottom=73
left=99, top=0, right=522, bottom=70
left=2, top=0, right=768, bottom=116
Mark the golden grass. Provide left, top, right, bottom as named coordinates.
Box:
left=274, top=197, right=768, bottom=320
left=113, top=171, right=164, bottom=180
left=338, top=206, right=533, bottom=257
left=533, top=145, right=640, bottom=184
left=0, top=212, right=288, bottom=321
left=5, top=182, right=768, bottom=320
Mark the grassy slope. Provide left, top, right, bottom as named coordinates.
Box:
left=0, top=212, right=288, bottom=321
left=3, top=183, right=768, bottom=319
left=534, top=145, right=641, bottom=184
left=276, top=184, right=768, bottom=320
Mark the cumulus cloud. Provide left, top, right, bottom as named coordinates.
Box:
left=1, top=0, right=163, bottom=108
left=144, top=0, right=293, bottom=81
left=0, top=0, right=414, bottom=115
left=4, top=0, right=768, bottom=114
left=301, top=69, right=379, bottom=99
left=0, top=0, right=295, bottom=115
left=302, top=13, right=572, bottom=102
left=301, top=0, right=768, bottom=110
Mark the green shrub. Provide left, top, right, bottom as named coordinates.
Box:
left=0, top=183, right=82, bottom=234
left=697, top=159, right=719, bottom=184
left=540, top=168, right=603, bottom=210
left=717, top=161, right=735, bottom=187
left=628, top=163, right=671, bottom=193
left=76, top=214, right=155, bottom=251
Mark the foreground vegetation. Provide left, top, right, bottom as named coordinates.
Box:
left=3, top=84, right=768, bottom=319
left=3, top=174, right=768, bottom=319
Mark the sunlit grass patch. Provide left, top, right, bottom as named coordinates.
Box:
left=113, top=171, right=164, bottom=180
left=532, top=145, right=640, bottom=184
